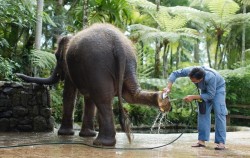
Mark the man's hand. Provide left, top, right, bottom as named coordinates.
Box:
left=183, top=95, right=201, bottom=102
left=163, top=82, right=173, bottom=94
left=163, top=87, right=171, bottom=94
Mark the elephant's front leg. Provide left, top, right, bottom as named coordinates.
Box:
left=58, top=77, right=78, bottom=135
left=79, top=96, right=97, bottom=137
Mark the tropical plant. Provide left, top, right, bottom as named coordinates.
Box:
left=66, top=0, right=132, bottom=30
left=0, top=55, right=20, bottom=81
left=29, top=49, right=56, bottom=72
left=148, top=0, right=190, bottom=7
left=169, top=0, right=250, bottom=69
left=235, top=0, right=250, bottom=67
left=0, top=0, right=36, bottom=58
left=128, top=0, right=200, bottom=78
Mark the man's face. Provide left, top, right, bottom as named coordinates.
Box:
left=190, top=77, right=203, bottom=83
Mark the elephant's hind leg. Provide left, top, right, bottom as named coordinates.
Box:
left=92, top=100, right=116, bottom=146
left=79, top=96, right=97, bottom=137
left=58, top=77, right=78, bottom=135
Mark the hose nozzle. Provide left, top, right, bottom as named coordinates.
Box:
left=162, top=92, right=168, bottom=100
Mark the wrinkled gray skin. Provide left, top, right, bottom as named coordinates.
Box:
left=16, top=23, right=170, bottom=146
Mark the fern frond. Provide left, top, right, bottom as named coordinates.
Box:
left=141, top=31, right=180, bottom=43
left=167, top=6, right=213, bottom=21
left=225, top=13, right=250, bottom=24
left=30, top=50, right=56, bottom=70
left=130, top=24, right=159, bottom=33
left=178, top=32, right=201, bottom=41
left=130, top=24, right=181, bottom=43
left=241, top=0, right=250, bottom=5
left=127, top=0, right=157, bottom=11
left=205, top=0, right=239, bottom=18
left=154, top=11, right=187, bottom=31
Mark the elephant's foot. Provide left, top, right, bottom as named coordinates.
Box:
left=58, top=127, right=75, bottom=135
left=157, top=91, right=171, bottom=112
left=79, top=129, right=97, bottom=137
left=93, top=136, right=116, bottom=146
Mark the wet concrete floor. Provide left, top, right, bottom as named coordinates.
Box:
left=0, top=128, right=250, bottom=158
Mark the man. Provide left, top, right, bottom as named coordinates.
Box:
left=164, top=66, right=228, bottom=150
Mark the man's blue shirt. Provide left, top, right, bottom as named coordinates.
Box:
left=168, top=66, right=225, bottom=102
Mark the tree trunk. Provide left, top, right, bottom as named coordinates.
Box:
left=176, top=44, right=181, bottom=69
left=35, top=0, right=44, bottom=50
left=242, top=4, right=246, bottom=67
left=52, top=0, right=64, bottom=50
left=154, top=40, right=162, bottom=78
left=194, top=39, right=199, bottom=63
left=170, top=48, right=173, bottom=70
left=154, top=0, right=161, bottom=78
left=214, top=34, right=222, bottom=69
left=206, top=40, right=212, bottom=68
left=218, top=45, right=224, bottom=69
left=155, top=0, right=160, bottom=11
left=162, top=43, right=169, bottom=78
left=83, top=0, right=89, bottom=29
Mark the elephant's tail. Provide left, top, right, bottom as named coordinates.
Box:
left=118, top=106, right=132, bottom=143
left=115, top=42, right=132, bottom=144
left=117, top=69, right=132, bottom=144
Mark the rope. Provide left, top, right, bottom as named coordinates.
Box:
left=0, top=100, right=195, bottom=150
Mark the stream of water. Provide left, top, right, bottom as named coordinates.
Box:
left=150, top=112, right=175, bottom=134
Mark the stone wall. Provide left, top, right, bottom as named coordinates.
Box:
left=0, top=81, right=54, bottom=132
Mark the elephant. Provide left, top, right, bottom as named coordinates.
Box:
left=16, top=23, right=171, bottom=146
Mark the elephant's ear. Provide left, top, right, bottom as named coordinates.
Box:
left=54, top=35, right=74, bottom=81
left=55, top=35, right=73, bottom=61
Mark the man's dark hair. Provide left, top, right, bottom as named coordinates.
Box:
left=188, top=67, right=205, bottom=80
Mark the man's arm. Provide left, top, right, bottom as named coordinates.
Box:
left=164, top=67, right=193, bottom=93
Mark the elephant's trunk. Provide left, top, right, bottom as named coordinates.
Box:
left=16, top=65, right=61, bottom=85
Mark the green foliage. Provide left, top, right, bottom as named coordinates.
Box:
left=0, top=55, right=20, bottom=81
left=205, top=0, right=240, bottom=17
left=0, top=0, right=36, bottom=29
left=70, top=0, right=132, bottom=30
left=0, top=38, right=9, bottom=48
left=50, top=85, right=63, bottom=123
left=123, top=103, right=159, bottom=126
left=220, top=65, right=250, bottom=104
left=167, top=100, right=197, bottom=126
left=147, top=0, right=190, bottom=7
left=219, top=65, right=250, bottom=126
left=74, top=95, right=84, bottom=122
left=30, top=50, right=56, bottom=71
left=50, top=84, right=84, bottom=123
left=135, top=43, right=156, bottom=78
